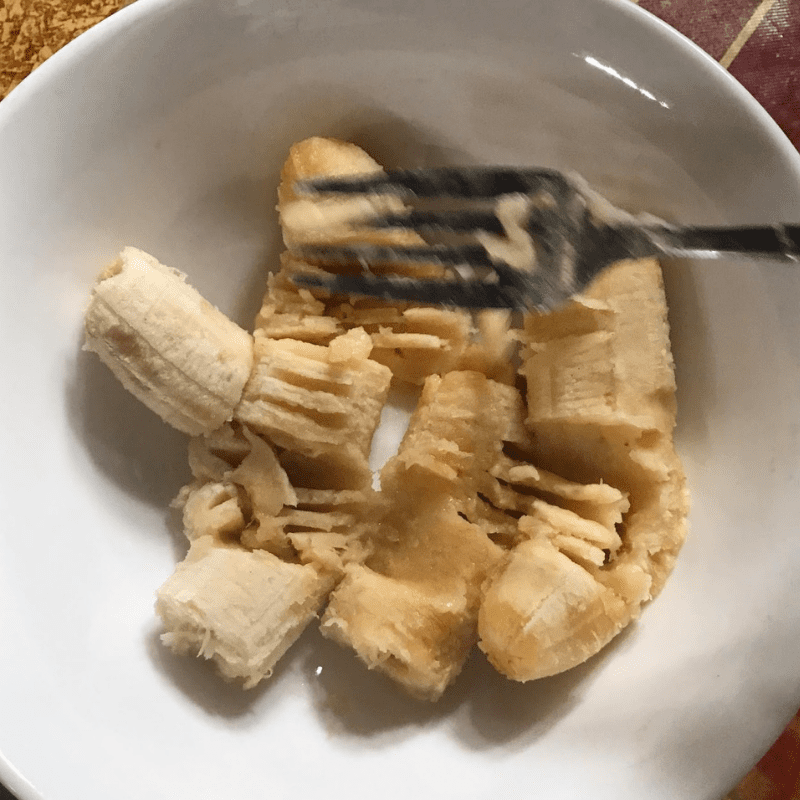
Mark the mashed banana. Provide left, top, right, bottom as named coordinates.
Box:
left=84, top=137, right=688, bottom=700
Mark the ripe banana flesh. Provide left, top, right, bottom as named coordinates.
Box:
left=278, top=136, right=423, bottom=252
left=256, top=137, right=514, bottom=385
left=156, top=325, right=392, bottom=686
left=84, top=246, right=253, bottom=436
left=83, top=138, right=687, bottom=698
left=177, top=419, right=381, bottom=574
left=156, top=535, right=335, bottom=688
left=321, top=501, right=503, bottom=700
left=320, top=371, right=527, bottom=699
left=478, top=538, right=633, bottom=681
left=477, top=258, right=688, bottom=682
left=235, top=328, right=391, bottom=460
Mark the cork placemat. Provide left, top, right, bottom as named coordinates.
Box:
left=0, top=0, right=131, bottom=99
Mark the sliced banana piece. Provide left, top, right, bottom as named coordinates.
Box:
left=84, top=246, right=254, bottom=436
left=257, top=137, right=512, bottom=386
left=478, top=539, right=632, bottom=681
left=235, top=328, right=391, bottom=460
left=320, top=371, right=522, bottom=700
left=178, top=421, right=380, bottom=573
left=321, top=502, right=503, bottom=701
left=278, top=136, right=415, bottom=251
left=479, top=258, right=688, bottom=683
left=321, top=564, right=479, bottom=701
left=156, top=535, right=335, bottom=689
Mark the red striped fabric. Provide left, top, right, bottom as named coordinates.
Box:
left=728, top=0, right=800, bottom=151
left=638, top=0, right=763, bottom=60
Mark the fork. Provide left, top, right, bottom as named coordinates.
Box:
left=289, top=167, right=800, bottom=311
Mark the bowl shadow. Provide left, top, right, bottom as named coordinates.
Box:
left=301, top=620, right=638, bottom=748
left=143, top=624, right=318, bottom=720
left=65, top=342, right=192, bottom=510
left=660, top=257, right=713, bottom=464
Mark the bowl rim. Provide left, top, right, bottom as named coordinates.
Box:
left=1, top=0, right=799, bottom=175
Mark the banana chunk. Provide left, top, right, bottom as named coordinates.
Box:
left=523, top=257, right=677, bottom=434
left=321, top=564, right=480, bottom=700
left=278, top=137, right=416, bottom=251
left=520, top=258, right=687, bottom=596
left=255, top=137, right=511, bottom=385
left=380, top=370, right=531, bottom=492
left=178, top=421, right=381, bottom=575
left=478, top=258, right=688, bottom=682
left=84, top=247, right=254, bottom=436
left=478, top=539, right=631, bottom=681
left=235, top=328, right=391, bottom=460
left=320, top=371, right=520, bottom=700
left=321, top=502, right=503, bottom=701
left=156, top=535, right=335, bottom=688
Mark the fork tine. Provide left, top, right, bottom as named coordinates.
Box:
left=296, top=167, right=568, bottom=200
left=296, top=242, right=495, bottom=268
left=369, top=209, right=505, bottom=235
left=290, top=273, right=531, bottom=310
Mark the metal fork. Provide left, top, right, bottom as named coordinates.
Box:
left=289, top=167, right=800, bottom=311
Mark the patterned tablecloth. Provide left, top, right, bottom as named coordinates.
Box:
left=0, top=1, right=798, bottom=799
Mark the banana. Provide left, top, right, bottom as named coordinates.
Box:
left=84, top=246, right=254, bottom=436
left=176, top=480, right=245, bottom=542
left=477, top=538, right=633, bottom=681
left=156, top=324, right=393, bottom=690
left=379, top=370, right=532, bottom=494
left=335, top=368, right=631, bottom=696
left=235, top=327, right=392, bottom=462
left=178, top=420, right=380, bottom=575
left=278, top=137, right=423, bottom=253
left=522, top=257, right=677, bottom=434
left=519, top=257, right=687, bottom=595
left=82, top=141, right=687, bottom=698
left=161, top=326, right=394, bottom=688
left=319, top=371, right=525, bottom=700
left=156, top=535, right=335, bottom=688
left=321, top=501, right=503, bottom=701
left=477, top=258, right=688, bottom=682
left=255, top=137, right=513, bottom=385
left=255, top=254, right=474, bottom=384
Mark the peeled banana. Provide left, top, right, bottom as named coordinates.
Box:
left=82, top=138, right=688, bottom=699
left=156, top=535, right=335, bottom=688
left=256, top=136, right=514, bottom=386
left=235, top=327, right=392, bottom=461
left=84, top=246, right=254, bottom=436
left=477, top=258, right=688, bottom=682
left=157, top=326, right=392, bottom=685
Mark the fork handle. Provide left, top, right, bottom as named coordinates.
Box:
left=656, top=225, right=800, bottom=262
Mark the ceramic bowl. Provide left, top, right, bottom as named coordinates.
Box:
left=1, top=1, right=799, bottom=798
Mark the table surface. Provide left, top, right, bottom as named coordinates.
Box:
left=1, top=1, right=799, bottom=799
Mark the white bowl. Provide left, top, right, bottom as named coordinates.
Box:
left=1, top=1, right=799, bottom=799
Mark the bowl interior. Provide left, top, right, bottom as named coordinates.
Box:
left=1, top=1, right=800, bottom=799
